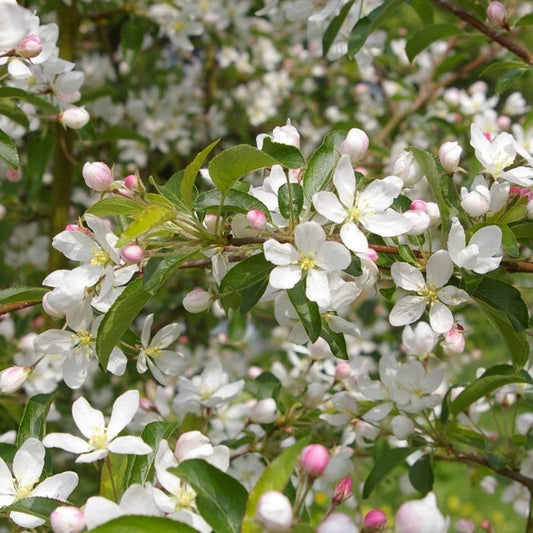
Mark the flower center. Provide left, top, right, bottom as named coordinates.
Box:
left=145, top=344, right=162, bottom=358
left=298, top=252, right=316, bottom=271
left=91, top=248, right=110, bottom=266
left=348, top=198, right=373, bottom=223
left=14, top=478, right=34, bottom=500
left=173, top=485, right=197, bottom=511
left=89, top=429, right=108, bottom=449
left=417, top=284, right=438, bottom=307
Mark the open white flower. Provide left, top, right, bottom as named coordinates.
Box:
left=43, top=390, right=152, bottom=463
left=447, top=217, right=502, bottom=274
left=264, top=221, right=351, bottom=308
left=389, top=250, right=468, bottom=333
left=0, top=438, right=78, bottom=529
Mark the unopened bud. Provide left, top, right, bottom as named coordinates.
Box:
left=455, top=519, right=475, bottom=533
left=246, top=209, right=266, bottom=231
left=441, top=327, right=465, bottom=354
left=498, top=115, right=511, bottom=129
left=438, top=141, right=462, bottom=172
left=332, top=476, right=352, bottom=506
left=17, top=34, right=42, bottom=58
left=82, top=162, right=114, bottom=192
left=183, top=288, right=211, bottom=313
left=487, top=2, right=507, bottom=27
left=395, top=492, right=447, bottom=533
left=340, top=128, right=369, bottom=164
left=317, top=513, right=357, bottom=533
left=5, top=167, right=21, bottom=182
left=59, top=107, right=90, bottom=129
left=335, top=362, right=351, bottom=380
left=256, top=491, right=293, bottom=531
left=391, top=415, right=415, bottom=440
left=410, top=200, right=427, bottom=212
left=120, top=244, right=143, bottom=263
left=249, top=398, right=278, bottom=424
left=362, top=509, right=387, bottom=532
left=425, top=202, right=440, bottom=224
left=403, top=209, right=430, bottom=235
left=50, top=505, right=86, bottom=533
left=392, top=151, right=423, bottom=187
left=299, top=444, right=329, bottom=478
left=41, top=293, right=64, bottom=318
left=0, top=366, right=30, bottom=393
left=124, top=174, right=139, bottom=190
left=203, top=214, right=218, bottom=233
left=367, top=248, right=378, bottom=262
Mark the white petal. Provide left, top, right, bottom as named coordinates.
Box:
left=438, top=286, right=469, bottom=305
left=0, top=459, right=15, bottom=497
left=429, top=302, right=454, bottom=333
left=306, top=269, right=331, bottom=308
left=447, top=218, right=466, bottom=264
left=14, top=439, right=44, bottom=488
left=63, top=353, right=89, bottom=390
left=340, top=223, right=368, bottom=253
left=107, top=390, right=140, bottom=440
left=42, top=433, right=92, bottom=454
left=107, top=436, right=152, bottom=455
left=363, top=211, right=412, bottom=237
left=264, top=239, right=298, bottom=265
left=107, top=347, right=127, bottom=376
left=391, top=262, right=425, bottom=291
left=76, top=449, right=109, bottom=463
left=312, top=191, right=347, bottom=223
left=315, top=241, right=351, bottom=271
left=333, top=154, right=356, bottom=208
left=470, top=225, right=502, bottom=257
left=84, top=496, right=123, bottom=529
left=52, top=231, right=94, bottom=262
left=10, top=511, right=44, bottom=528
left=152, top=323, right=182, bottom=348
left=32, top=471, right=78, bottom=499
left=72, top=397, right=105, bottom=439
left=141, top=314, right=154, bottom=347
left=269, top=265, right=301, bottom=289
left=389, top=296, right=426, bottom=327
left=426, top=250, right=453, bottom=287
left=359, top=175, right=403, bottom=211
left=294, top=222, right=326, bottom=253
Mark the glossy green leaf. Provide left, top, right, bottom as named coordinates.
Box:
left=6, top=496, right=63, bottom=521
left=405, top=24, right=462, bottom=62
left=17, top=393, right=55, bottom=447
left=322, top=0, right=356, bottom=57
left=363, top=447, right=412, bottom=499
left=96, top=278, right=151, bottom=369
left=495, top=69, right=527, bottom=95
left=261, top=137, right=305, bottom=168
left=278, top=183, right=304, bottom=220
left=320, top=322, right=348, bottom=360
left=87, top=197, right=145, bottom=217
left=25, top=133, right=54, bottom=196
left=408, top=454, right=434, bottom=494
left=0, top=101, right=29, bottom=129
left=208, top=145, right=278, bottom=194
left=287, top=280, right=321, bottom=342
left=196, top=189, right=270, bottom=218
left=0, top=286, right=47, bottom=306
left=121, top=17, right=149, bottom=57
left=181, top=139, right=220, bottom=207
left=408, top=0, right=434, bottom=24
left=0, top=129, right=19, bottom=169
left=150, top=172, right=189, bottom=212
left=345, top=255, right=362, bottom=277
left=480, top=60, right=528, bottom=76
left=0, top=87, right=57, bottom=113
left=243, top=437, right=310, bottom=533
left=450, top=365, right=533, bottom=417
left=116, top=204, right=175, bottom=247
left=91, top=516, right=198, bottom=533
left=510, top=220, right=533, bottom=247
left=515, top=12, right=533, bottom=26
left=302, top=130, right=345, bottom=201
left=348, top=0, right=403, bottom=57
left=173, top=459, right=248, bottom=533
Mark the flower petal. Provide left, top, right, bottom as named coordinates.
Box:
left=269, top=265, right=301, bottom=290
left=429, top=302, right=453, bottom=333
left=264, top=239, right=298, bottom=266
left=306, top=269, right=331, bottom=308
left=426, top=250, right=453, bottom=287
left=107, top=436, right=152, bottom=455
left=389, top=296, right=425, bottom=327
left=315, top=241, right=351, bottom=271
left=42, top=433, right=93, bottom=454
left=333, top=154, right=356, bottom=208
left=312, top=191, right=347, bottom=223
left=107, top=390, right=140, bottom=440
left=294, top=222, right=326, bottom=253
left=391, top=262, right=425, bottom=291
left=72, top=396, right=105, bottom=439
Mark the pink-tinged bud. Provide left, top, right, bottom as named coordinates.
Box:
left=139, top=397, right=156, bottom=411
left=362, top=509, right=387, bottom=531
left=42, top=293, right=64, bottom=318
left=50, top=505, right=86, bottom=533
left=403, top=209, right=430, bottom=236
left=5, top=167, right=21, bottom=182
left=391, top=415, right=415, bottom=440
left=483, top=131, right=492, bottom=141
left=455, top=519, right=475, bottom=533
left=425, top=202, right=440, bottom=224
left=367, top=248, right=379, bottom=262
left=335, top=362, right=351, bottom=380
left=395, top=493, right=448, bottom=533
left=441, top=327, right=465, bottom=354
left=124, top=174, right=139, bottom=190
left=438, top=141, right=462, bottom=172
left=203, top=213, right=218, bottom=233
left=249, top=398, right=278, bottom=424
left=16, top=34, right=42, bottom=58
left=64, top=223, right=79, bottom=231
left=120, top=244, right=143, bottom=263
left=248, top=365, right=263, bottom=379
left=82, top=162, right=114, bottom=191
left=183, top=287, right=211, bottom=313
left=487, top=1, right=507, bottom=26
left=299, top=444, right=329, bottom=478
left=256, top=491, right=293, bottom=531
left=392, top=151, right=423, bottom=187
left=272, top=120, right=301, bottom=148
left=0, top=366, right=30, bottom=393
left=317, top=513, right=357, bottom=533
left=246, top=209, right=267, bottom=231
left=340, top=128, right=370, bottom=164
left=498, top=115, right=511, bottom=129
left=332, top=476, right=352, bottom=506
left=59, top=107, right=90, bottom=129
left=410, top=199, right=428, bottom=213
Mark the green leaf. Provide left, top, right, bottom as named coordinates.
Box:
left=91, top=516, right=198, bottom=533
left=363, top=447, right=412, bottom=499
left=348, top=0, right=403, bottom=57
left=6, top=496, right=64, bottom=521
left=0, top=87, right=57, bottom=113
left=480, top=60, right=528, bottom=77
left=450, top=365, right=533, bottom=417
left=398, top=244, right=418, bottom=264
left=220, top=253, right=275, bottom=314
left=0, top=129, right=19, bottom=169
left=122, top=422, right=176, bottom=493
left=515, top=12, right=533, bottom=26
left=287, top=280, right=321, bottom=343
left=242, top=437, right=310, bottom=533
left=25, top=134, right=54, bottom=196
left=278, top=183, right=304, bottom=220
left=0, top=286, right=47, bottom=306
left=0, top=101, right=30, bottom=129
left=17, top=393, right=55, bottom=447
left=143, top=248, right=200, bottom=294
left=322, top=0, right=356, bottom=57
left=150, top=172, right=189, bottom=212
left=495, top=69, right=527, bottom=95
left=116, top=204, right=175, bottom=247
left=261, top=137, right=305, bottom=169
left=407, top=0, right=434, bottom=24
left=121, top=17, right=149, bottom=57
left=405, top=24, right=462, bottom=62
left=408, top=454, right=434, bottom=494
left=173, top=459, right=248, bottom=533
left=510, top=220, right=533, bottom=247
left=500, top=224, right=519, bottom=256
left=180, top=139, right=220, bottom=207
left=96, top=278, right=151, bottom=370
left=302, top=130, right=345, bottom=201
left=320, top=322, right=348, bottom=360
left=87, top=197, right=145, bottom=217
left=196, top=189, right=270, bottom=218
left=208, top=145, right=278, bottom=194
left=345, top=255, right=362, bottom=277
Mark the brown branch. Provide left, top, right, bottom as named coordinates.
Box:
left=0, top=300, right=42, bottom=315
left=431, top=0, right=533, bottom=65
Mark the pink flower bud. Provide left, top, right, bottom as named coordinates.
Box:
left=120, top=244, right=143, bottom=263
left=362, top=509, right=387, bottom=531
left=248, top=365, right=263, bottom=379
left=367, top=248, right=378, bottom=262
left=410, top=200, right=428, bottom=213
left=455, top=519, right=475, bottom=533
left=256, top=491, right=293, bottom=531
left=183, top=287, right=211, bottom=313
left=64, top=224, right=79, bottom=231
left=5, top=167, right=21, bottom=182
left=395, top=492, right=448, bottom=533
left=392, top=151, right=423, bottom=187
left=82, top=162, right=114, bottom=191
left=299, top=444, right=329, bottom=478
left=59, top=107, right=90, bottom=129
left=487, top=1, right=507, bottom=26
left=249, top=398, right=278, bottom=424
left=203, top=213, right=218, bottom=233
left=17, top=34, right=42, bottom=58
left=50, top=505, right=86, bottom=533
left=403, top=209, right=430, bottom=236
left=391, top=415, right=415, bottom=440
left=0, top=366, right=29, bottom=393
left=246, top=209, right=267, bottom=231
left=438, top=141, right=462, bottom=172
left=332, top=476, right=352, bottom=506
left=124, top=174, right=139, bottom=190
left=317, top=513, right=357, bottom=533
left=498, top=115, right=511, bottom=129
left=340, top=128, right=370, bottom=164
left=139, top=397, right=156, bottom=411
left=441, top=327, right=465, bottom=354
left=335, top=362, right=351, bottom=380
